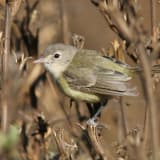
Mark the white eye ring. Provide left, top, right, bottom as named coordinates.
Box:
left=53, top=52, right=61, bottom=59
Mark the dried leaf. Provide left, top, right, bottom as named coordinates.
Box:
left=8, top=0, right=22, bottom=17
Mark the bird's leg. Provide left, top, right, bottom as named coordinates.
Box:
left=87, top=100, right=108, bottom=125
left=87, top=105, right=104, bottom=125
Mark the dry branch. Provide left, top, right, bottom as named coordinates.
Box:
left=1, top=1, right=12, bottom=132
left=91, top=0, right=159, bottom=159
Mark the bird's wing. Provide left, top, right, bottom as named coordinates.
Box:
left=87, top=70, right=138, bottom=96
left=63, top=66, right=138, bottom=97
left=64, top=67, right=97, bottom=88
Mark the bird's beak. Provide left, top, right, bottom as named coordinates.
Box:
left=34, top=57, right=46, bottom=64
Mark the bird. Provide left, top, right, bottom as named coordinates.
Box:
left=34, top=43, right=138, bottom=122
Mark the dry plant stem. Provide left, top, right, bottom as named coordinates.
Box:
left=91, top=1, right=159, bottom=159
left=1, top=1, right=12, bottom=132
left=98, top=2, right=135, bottom=43
left=46, top=74, right=73, bottom=126
left=87, top=124, right=107, bottom=160
left=142, top=103, right=150, bottom=153
left=138, top=44, right=159, bottom=160
left=150, top=0, right=157, bottom=45
left=119, top=97, right=128, bottom=139
left=60, top=0, right=70, bottom=44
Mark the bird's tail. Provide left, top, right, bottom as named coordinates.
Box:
left=151, top=64, right=160, bottom=73
left=128, top=64, right=160, bottom=74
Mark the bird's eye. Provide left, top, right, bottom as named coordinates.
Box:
left=54, top=52, right=61, bottom=59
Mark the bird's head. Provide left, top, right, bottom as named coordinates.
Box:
left=34, top=43, right=77, bottom=78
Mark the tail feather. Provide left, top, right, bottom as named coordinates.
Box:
left=151, top=64, right=160, bottom=73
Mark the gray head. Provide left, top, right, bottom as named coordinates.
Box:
left=34, top=43, right=77, bottom=78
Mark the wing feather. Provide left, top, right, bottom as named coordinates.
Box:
left=63, top=50, right=138, bottom=97
left=64, top=67, right=138, bottom=97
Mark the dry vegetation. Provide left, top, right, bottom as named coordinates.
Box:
left=0, top=0, right=160, bottom=160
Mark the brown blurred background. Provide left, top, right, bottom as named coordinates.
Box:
left=1, top=0, right=160, bottom=159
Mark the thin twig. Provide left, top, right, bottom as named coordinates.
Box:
left=87, top=122, right=107, bottom=160
left=138, top=45, right=159, bottom=160
left=60, top=0, right=70, bottom=44
left=142, top=103, right=150, bottom=154
left=150, top=0, right=157, bottom=46
left=119, top=97, right=128, bottom=140
left=1, top=1, right=12, bottom=132
left=46, top=73, right=73, bottom=126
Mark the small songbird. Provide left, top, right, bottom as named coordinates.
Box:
left=34, top=43, right=138, bottom=120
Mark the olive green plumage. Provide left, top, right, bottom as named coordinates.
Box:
left=34, top=43, right=138, bottom=102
